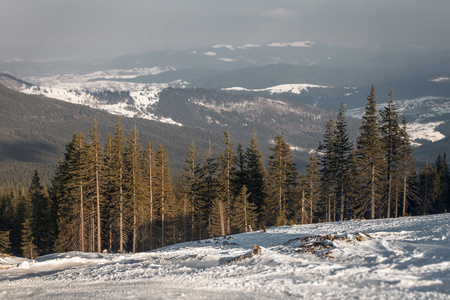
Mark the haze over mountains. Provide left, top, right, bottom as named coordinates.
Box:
left=1, top=40, right=450, bottom=184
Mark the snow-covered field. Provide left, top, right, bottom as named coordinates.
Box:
left=1, top=214, right=449, bottom=299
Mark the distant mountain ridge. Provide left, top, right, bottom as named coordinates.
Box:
left=1, top=41, right=450, bottom=169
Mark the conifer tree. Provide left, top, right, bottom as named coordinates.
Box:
left=216, top=131, right=235, bottom=235
left=398, top=117, right=417, bottom=217
left=244, top=133, right=266, bottom=225
left=231, top=185, right=257, bottom=233
left=335, top=103, right=353, bottom=221
left=180, top=142, right=200, bottom=241
left=53, top=133, right=87, bottom=252
left=111, top=117, right=126, bottom=252
left=0, top=230, right=11, bottom=254
left=356, top=86, right=385, bottom=219
left=154, top=145, right=174, bottom=247
left=142, top=141, right=155, bottom=249
left=21, top=171, right=50, bottom=257
left=380, top=91, right=401, bottom=218
left=124, top=126, right=144, bottom=252
left=102, top=133, right=115, bottom=252
left=196, top=141, right=217, bottom=239
left=267, top=134, right=298, bottom=225
left=86, top=117, right=103, bottom=253
left=300, top=155, right=321, bottom=224
left=318, top=114, right=338, bottom=222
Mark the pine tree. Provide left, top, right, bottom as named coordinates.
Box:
left=124, top=126, right=144, bottom=252
left=142, top=141, right=155, bottom=249
left=300, top=155, right=321, bottom=224
left=356, top=86, right=385, bottom=219
left=335, top=103, right=353, bottom=221
left=154, top=145, right=174, bottom=247
left=196, top=141, right=217, bottom=239
left=85, top=117, right=103, bottom=253
left=380, top=91, right=401, bottom=218
left=244, top=133, right=266, bottom=226
left=21, top=171, right=50, bottom=258
left=267, top=134, right=298, bottom=225
left=111, top=117, right=126, bottom=252
left=318, top=114, right=338, bottom=222
left=52, top=132, right=88, bottom=252
left=231, top=185, right=257, bottom=233
left=398, top=117, right=417, bottom=217
left=180, top=142, right=200, bottom=241
left=0, top=230, right=11, bottom=254
left=215, top=130, right=235, bottom=235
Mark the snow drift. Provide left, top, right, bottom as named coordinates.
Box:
left=1, top=214, right=449, bottom=299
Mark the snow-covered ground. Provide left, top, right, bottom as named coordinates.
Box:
left=1, top=214, right=449, bottom=299
left=20, top=68, right=186, bottom=126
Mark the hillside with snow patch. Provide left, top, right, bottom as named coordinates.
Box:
left=1, top=213, right=449, bottom=299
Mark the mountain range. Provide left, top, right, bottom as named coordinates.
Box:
left=1, top=41, right=449, bottom=184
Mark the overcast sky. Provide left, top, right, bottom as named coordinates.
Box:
left=1, top=0, right=449, bottom=61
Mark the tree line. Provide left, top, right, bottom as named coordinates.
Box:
left=1, top=85, right=449, bottom=258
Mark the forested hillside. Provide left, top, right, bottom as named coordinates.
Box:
left=1, top=85, right=448, bottom=258
left=0, top=84, right=222, bottom=185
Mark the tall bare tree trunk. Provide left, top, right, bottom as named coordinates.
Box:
left=371, top=164, right=375, bottom=219
left=80, top=181, right=84, bottom=252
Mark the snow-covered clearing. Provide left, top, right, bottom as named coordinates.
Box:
left=1, top=214, right=449, bottom=299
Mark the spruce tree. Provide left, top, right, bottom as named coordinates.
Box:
left=124, top=126, right=144, bottom=252
left=142, top=141, right=155, bottom=249
left=301, top=155, right=321, bottom=224
left=267, top=134, right=297, bottom=225
left=111, top=117, right=126, bottom=252
left=86, top=117, right=103, bottom=253
left=196, top=141, right=217, bottom=239
left=53, top=132, right=88, bottom=252
left=231, top=185, right=257, bottom=233
left=398, top=117, right=417, bottom=217
left=335, top=103, right=353, bottom=221
left=244, top=133, right=266, bottom=226
left=216, top=130, right=235, bottom=235
left=180, top=142, right=200, bottom=241
left=318, top=114, right=338, bottom=222
left=154, top=145, right=174, bottom=247
left=356, top=86, right=385, bottom=219
left=0, top=230, right=11, bottom=254
left=380, top=91, right=401, bottom=218
left=21, top=171, right=50, bottom=257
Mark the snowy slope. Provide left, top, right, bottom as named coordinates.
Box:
left=222, top=83, right=330, bottom=95
left=19, top=68, right=186, bottom=126
left=1, top=214, right=449, bottom=299
left=346, top=96, right=450, bottom=146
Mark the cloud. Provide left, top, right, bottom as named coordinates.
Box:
left=260, top=8, right=299, bottom=18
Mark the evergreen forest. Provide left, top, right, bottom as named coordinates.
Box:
left=1, top=86, right=449, bottom=258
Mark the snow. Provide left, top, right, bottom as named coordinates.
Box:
left=407, top=121, right=445, bottom=144
left=212, top=44, right=235, bottom=50
left=1, top=213, right=449, bottom=299
left=223, top=83, right=330, bottom=95
left=346, top=96, right=450, bottom=146
left=430, top=77, right=450, bottom=83
left=267, top=41, right=316, bottom=48
left=20, top=69, right=186, bottom=127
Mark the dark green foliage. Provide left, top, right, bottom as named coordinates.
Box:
left=244, top=133, right=267, bottom=226
left=20, top=171, right=53, bottom=258
left=266, top=134, right=298, bottom=225
left=356, top=86, right=386, bottom=219
left=0, top=230, right=11, bottom=254
left=231, top=185, right=257, bottom=233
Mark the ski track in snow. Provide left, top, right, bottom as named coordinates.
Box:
left=1, top=214, right=449, bottom=299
